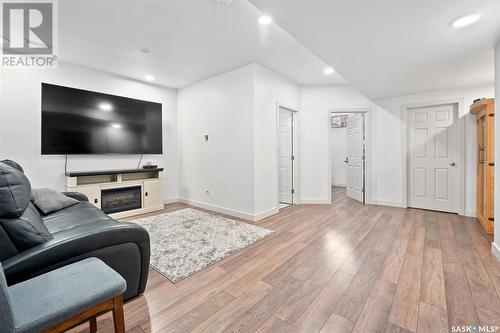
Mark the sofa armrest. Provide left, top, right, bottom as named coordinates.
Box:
left=62, top=192, right=89, bottom=202
left=2, top=221, right=150, bottom=298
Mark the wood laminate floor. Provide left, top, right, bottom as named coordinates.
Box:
left=71, top=187, right=500, bottom=333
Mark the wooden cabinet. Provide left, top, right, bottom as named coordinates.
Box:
left=470, top=99, right=494, bottom=235
left=76, top=185, right=101, bottom=209
left=66, top=168, right=164, bottom=219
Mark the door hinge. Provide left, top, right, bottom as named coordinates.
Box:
left=362, top=187, right=365, bottom=193
left=291, top=155, right=295, bottom=161
left=291, top=189, right=295, bottom=194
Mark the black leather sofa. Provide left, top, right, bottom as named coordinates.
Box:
left=0, top=160, right=150, bottom=300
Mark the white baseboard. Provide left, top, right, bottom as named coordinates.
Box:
left=464, top=210, right=477, bottom=217
left=254, top=207, right=279, bottom=221
left=177, top=198, right=278, bottom=221
left=374, top=200, right=405, bottom=208
left=178, top=198, right=254, bottom=220
left=492, top=242, right=500, bottom=262
left=300, top=198, right=331, bottom=204
left=331, top=182, right=346, bottom=187
left=164, top=198, right=179, bottom=204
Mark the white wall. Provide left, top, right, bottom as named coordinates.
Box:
left=331, top=126, right=348, bottom=186
left=494, top=42, right=500, bottom=260
left=300, top=86, right=376, bottom=204
left=375, top=84, right=494, bottom=214
left=0, top=62, right=179, bottom=202
left=299, top=84, right=494, bottom=211
left=253, top=64, right=300, bottom=217
left=177, top=64, right=300, bottom=220
left=177, top=65, right=256, bottom=218
left=2, top=60, right=492, bottom=226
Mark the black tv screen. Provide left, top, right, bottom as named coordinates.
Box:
left=41, top=83, right=162, bottom=155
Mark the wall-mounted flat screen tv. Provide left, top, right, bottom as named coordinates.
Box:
left=41, top=83, right=162, bottom=155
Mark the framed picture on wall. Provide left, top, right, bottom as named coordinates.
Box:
left=331, top=114, right=348, bottom=128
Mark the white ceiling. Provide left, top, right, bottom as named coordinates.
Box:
left=251, top=0, right=500, bottom=99
left=58, top=0, right=346, bottom=88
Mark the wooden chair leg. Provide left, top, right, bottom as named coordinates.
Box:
left=44, top=299, right=114, bottom=333
left=112, top=295, right=125, bottom=333
left=89, top=315, right=97, bottom=333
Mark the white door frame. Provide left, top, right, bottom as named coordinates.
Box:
left=401, top=98, right=465, bottom=215
left=276, top=101, right=300, bottom=206
left=328, top=108, right=373, bottom=205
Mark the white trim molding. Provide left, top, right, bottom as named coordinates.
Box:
left=492, top=242, right=500, bottom=262
left=178, top=198, right=278, bottom=222
left=254, top=207, right=280, bottom=221
left=375, top=200, right=405, bottom=208
left=464, top=210, right=477, bottom=218
left=164, top=198, right=180, bottom=204
left=300, top=198, right=331, bottom=204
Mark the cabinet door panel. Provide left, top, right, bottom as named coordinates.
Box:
left=143, top=180, right=163, bottom=208
left=74, top=186, right=101, bottom=209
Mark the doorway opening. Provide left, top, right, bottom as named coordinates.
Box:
left=330, top=111, right=367, bottom=204
left=277, top=105, right=299, bottom=209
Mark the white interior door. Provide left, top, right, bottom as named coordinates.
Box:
left=279, top=109, right=293, bottom=204
left=408, top=104, right=458, bottom=213
left=331, top=124, right=348, bottom=187
left=346, top=113, right=364, bottom=202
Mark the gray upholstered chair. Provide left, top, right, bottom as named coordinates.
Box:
left=0, top=160, right=150, bottom=301
left=0, top=258, right=127, bottom=333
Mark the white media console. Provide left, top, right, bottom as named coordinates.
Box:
left=66, top=168, right=164, bottom=219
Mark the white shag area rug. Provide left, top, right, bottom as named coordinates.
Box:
left=133, top=208, right=273, bottom=283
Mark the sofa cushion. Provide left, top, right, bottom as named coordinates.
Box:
left=0, top=226, right=18, bottom=261
left=0, top=160, right=24, bottom=174
left=42, top=201, right=113, bottom=234
left=0, top=162, right=32, bottom=219
left=0, top=203, right=53, bottom=251
left=31, top=188, right=79, bottom=215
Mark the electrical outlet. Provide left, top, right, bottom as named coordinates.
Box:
left=205, top=189, right=215, bottom=199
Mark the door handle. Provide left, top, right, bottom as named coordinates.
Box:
left=344, top=157, right=349, bottom=163
left=450, top=162, right=456, bottom=166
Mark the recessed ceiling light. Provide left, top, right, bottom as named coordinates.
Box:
left=452, top=14, right=480, bottom=28
left=258, top=15, right=272, bottom=25
left=323, top=67, right=335, bottom=75
left=144, top=74, right=155, bottom=82
left=98, top=102, right=113, bottom=111
left=111, top=123, right=122, bottom=129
